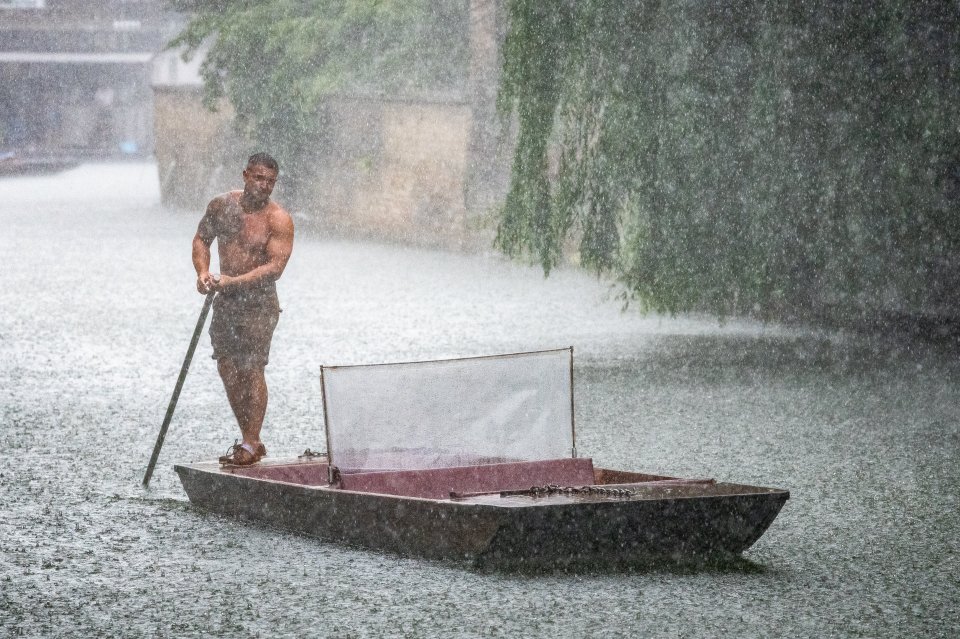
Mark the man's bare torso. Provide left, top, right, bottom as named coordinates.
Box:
left=209, top=190, right=285, bottom=278
left=193, top=158, right=293, bottom=298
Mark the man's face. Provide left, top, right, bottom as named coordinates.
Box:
left=242, top=163, right=278, bottom=202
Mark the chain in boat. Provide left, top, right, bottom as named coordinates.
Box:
left=512, top=484, right=640, bottom=499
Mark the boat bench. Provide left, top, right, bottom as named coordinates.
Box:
left=227, top=462, right=329, bottom=485
left=335, top=457, right=596, bottom=499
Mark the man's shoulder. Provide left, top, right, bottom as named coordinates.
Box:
left=208, top=190, right=242, bottom=209
left=267, top=201, right=294, bottom=227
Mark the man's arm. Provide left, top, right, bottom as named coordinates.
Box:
left=193, top=199, right=219, bottom=294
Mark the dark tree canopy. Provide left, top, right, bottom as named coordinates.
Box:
left=497, top=0, right=960, bottom=320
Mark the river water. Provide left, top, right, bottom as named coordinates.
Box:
left=1, top=163, right=957, bottom=638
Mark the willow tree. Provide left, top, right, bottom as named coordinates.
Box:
left=169, top=0, right=468, bottom=197
left=497, top=0, right=960, bottom=320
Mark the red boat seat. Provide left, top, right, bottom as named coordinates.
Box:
left=335, top=457, right=595, bottom=499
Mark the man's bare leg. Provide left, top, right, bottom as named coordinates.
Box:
left=217, top=359, right=268, bottom=453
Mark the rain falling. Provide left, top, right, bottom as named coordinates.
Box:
left=1, top=2, right=958, bottom=638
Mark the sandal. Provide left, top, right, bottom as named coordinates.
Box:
left=219, top=441, right=261, bottom=466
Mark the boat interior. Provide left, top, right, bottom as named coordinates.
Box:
left=219, top=456, right=695, bottom=500
left=209, top=350, right=781, bottom=502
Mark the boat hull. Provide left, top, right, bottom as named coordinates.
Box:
left=174, top=458, right=789, bottom=569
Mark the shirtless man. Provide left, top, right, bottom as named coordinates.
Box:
left=192, top=152, right=294, bottom=466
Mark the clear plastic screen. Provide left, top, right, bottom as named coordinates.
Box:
left=321, top=348, right=574, bottom=471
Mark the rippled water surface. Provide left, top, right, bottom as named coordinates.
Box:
left=1, top=163, right=958, bottom=637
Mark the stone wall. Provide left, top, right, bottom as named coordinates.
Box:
left=298, top=97, right=485, bottom=249
left=152, top=86, right=240, bottom=211
left=154, top=90, right=504, bottom=249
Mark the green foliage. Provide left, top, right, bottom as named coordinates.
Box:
left=497, top=0, right=960, bottom=319
left=169, top=0, right=468, bottom=187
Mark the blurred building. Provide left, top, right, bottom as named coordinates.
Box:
left=0, top=0, right=179, bottom=161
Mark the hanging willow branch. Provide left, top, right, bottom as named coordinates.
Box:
left=496, top=0, right=960, bottom=320
left=495, top=0, right=574, bottom=274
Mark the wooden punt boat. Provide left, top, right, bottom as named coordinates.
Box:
left=175, top=348, right=789, bottom=569
left=175, top=456, right=788, bottom=569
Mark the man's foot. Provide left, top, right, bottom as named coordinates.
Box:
left=218, top=441, right=261, bottom=466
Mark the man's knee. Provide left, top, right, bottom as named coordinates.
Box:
left=219, top=358, right=264, bottom=382
left=218, top=355, right=264, bottom=370
left=217, top=358, right=238, bottom=380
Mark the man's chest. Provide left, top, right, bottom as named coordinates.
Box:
left=219, top=208, right=271, bottom=250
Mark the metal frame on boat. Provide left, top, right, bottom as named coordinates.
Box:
left=175, top=348, right=789, bottom=569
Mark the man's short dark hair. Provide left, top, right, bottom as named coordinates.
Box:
left=247, top=152, right=279, bottom=172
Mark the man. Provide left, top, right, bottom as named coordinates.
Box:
left=192, top=152, right=294, bottom=466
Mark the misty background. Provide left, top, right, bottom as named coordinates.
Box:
left=4, top=1, right=957, bottom=331
left=1, top=1, right=958, bottom=638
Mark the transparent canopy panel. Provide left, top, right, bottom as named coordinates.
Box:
left=321, top=348, right=575, bottom=471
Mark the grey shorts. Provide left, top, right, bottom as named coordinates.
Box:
left=209, top=287, right=280, bottom=370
